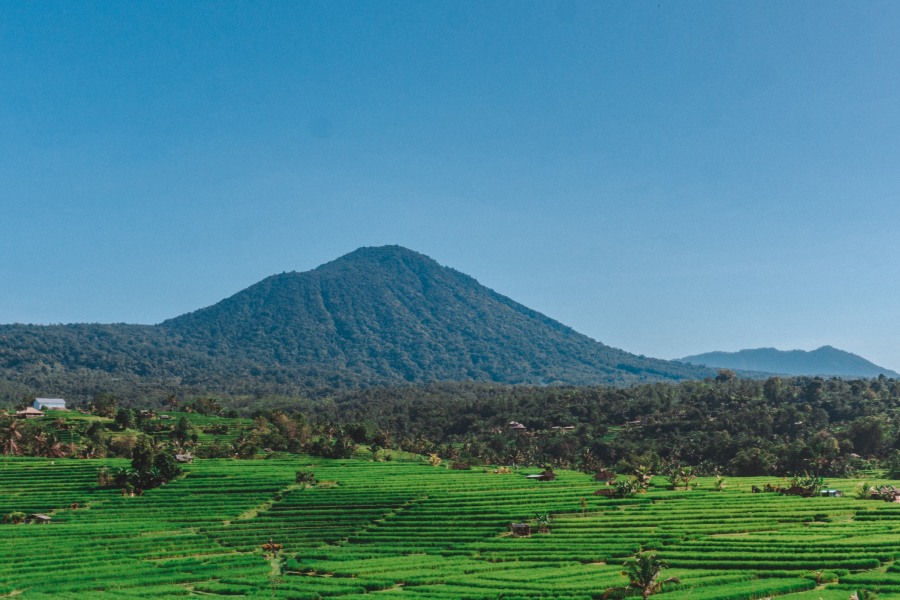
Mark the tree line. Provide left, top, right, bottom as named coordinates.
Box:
left=4, top=372, right=900, bottom=478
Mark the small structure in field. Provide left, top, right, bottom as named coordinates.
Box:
left=821, top=489, right=843, bottom=497
left=174, top=453, right=193, bottom=464
left=594, top=469, right=616, bottom=483
left=526, top=469, right=556, bottom=482
left=507, top=421, right=527, bottom=432
left=16, top=407, right=44, bottom=419
left=510, top=523, right=531, bottom=537
left=34, top=398, right=67, bottom=411
left=29, top=514, right=52, bottom=524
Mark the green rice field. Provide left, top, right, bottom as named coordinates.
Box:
left=1, top=455, right=899, bottom=599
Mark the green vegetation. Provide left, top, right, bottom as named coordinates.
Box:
left=6, top=369, right=900, bottom=480
left=1, top=451, right=898, bottom=598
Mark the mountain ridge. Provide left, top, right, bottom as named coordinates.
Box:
left=0, top=245, right=712, bottom=400
left=678, top=345, right=899, bottom=378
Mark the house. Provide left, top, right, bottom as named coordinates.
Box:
left=16, top=407, right=44, bottom=419
left=507, top=421, right=526, bottom=431
left=34, top=398, right=67, bottom=411
left=174, top=453, right=193, bottom=463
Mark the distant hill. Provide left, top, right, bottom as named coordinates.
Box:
left=678, top=346, right=900, bottom=379
left=0, top=245, right=712, bottom=401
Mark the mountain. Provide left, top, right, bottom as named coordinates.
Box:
left=160, top=246, right=711, bottom=385
left=678, top=346, right=900, bottom=379
left=0, top=245, right=712, bottom=401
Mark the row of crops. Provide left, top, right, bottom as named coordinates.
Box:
left=1, top=455, right=899, bottom=598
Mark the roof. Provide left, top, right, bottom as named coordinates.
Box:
left=16, top=407, right=44, bottom=416
left=34, top=398, right=67, bottom=409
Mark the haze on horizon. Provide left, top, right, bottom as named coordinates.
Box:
left=2, top=2, right=899, bottom=372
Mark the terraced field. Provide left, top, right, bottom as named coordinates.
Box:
left=1, top=456, right=899, bottom=599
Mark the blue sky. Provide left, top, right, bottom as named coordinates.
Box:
left=2, top=1, right=899, bottom=371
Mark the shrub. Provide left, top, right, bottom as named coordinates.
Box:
left=2, top=512, right=26, bottom=525
left=295, top=470, right=317, bottom=485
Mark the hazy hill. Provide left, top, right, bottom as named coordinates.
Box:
left=678, top=346, right=900, bottom=379
left=0, top=245, right=712, bottom=401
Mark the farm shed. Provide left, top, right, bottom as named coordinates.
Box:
left=510, top=523, right=531, bottom=537
left=821, top=489, right=843, bottom=497
left=33, top=398, right=66, bottom=410
left=16, top=407, right=43, bottom=419
left=29, top=514, right=52, bottom=524
left=526, top=469, right=556, bottom=481
left=593, top=469, right=616, bottom=482
left=175, top=454, right=193, bottom=463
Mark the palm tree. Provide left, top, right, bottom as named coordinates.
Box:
left=604, top=551, right=680, bottom=600
left=1, top=419, right=23, bottom=456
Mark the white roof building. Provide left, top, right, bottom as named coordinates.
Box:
left=34, top=398, right=67, bottom=410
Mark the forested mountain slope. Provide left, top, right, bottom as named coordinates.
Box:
left=161, top=245, right=711, bottom=386
left=0, top=245, right=712, bottom=401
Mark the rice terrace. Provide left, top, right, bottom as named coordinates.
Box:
left=3, top=413, right=900, bottom=599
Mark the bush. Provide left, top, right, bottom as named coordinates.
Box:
left=2, top=512, right=27, bottom=524
left=295, top=470, right=317, bottom=485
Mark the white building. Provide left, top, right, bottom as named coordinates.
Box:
left=33, top=398, right=67, bottom=410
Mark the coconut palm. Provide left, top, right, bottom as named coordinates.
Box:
left=604, top=550, right=680, bottom=600
left=1, top=418, right=23, bottom=456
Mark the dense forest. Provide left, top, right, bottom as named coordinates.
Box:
left=5, top=372, right=900, bottom=479
left=310, top=373, right=900, bottom=477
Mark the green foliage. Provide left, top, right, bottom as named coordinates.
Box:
left=605, top=550, right=680, bottom=600
left=664, top=464, right=696, bottom=490
left=791, top=472, right=825, bottom=496
left=609, top=476, right=643, bottom=499
left=2, top=511, right=26, bottom=524
left=533, top=511, right=550, bottom=534
left=114, top=407, right=134, bottom=430
left=295, top=470, right=317, bottom=485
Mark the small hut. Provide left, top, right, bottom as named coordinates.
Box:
left=29, top=514, right=52, bottom=524
left=593, top=469, right=616, bottom=483
left=510, top=523, right=531, bottom=537
left=16, top=407, right=44, bottom=419
left=174, top=453, right=194, bottom=464
left=526, top=469, right=556, bottom=482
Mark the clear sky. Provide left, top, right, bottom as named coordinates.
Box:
left=2, top=1, right=899, bottom=371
